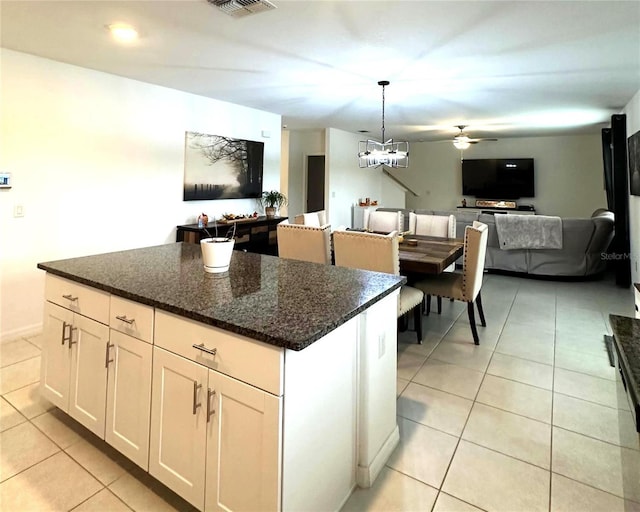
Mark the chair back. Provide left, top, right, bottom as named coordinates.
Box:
left=462, top=221, right=488, bottom=301
left=277, top=221, right=332, bottom=264
left=293, top=210, right=327, bottom=227
left=363, top=209, right=403, bottom=233
left=409, top=213, right=456, bottom=238
left=333, top=230, right=399, bottom=275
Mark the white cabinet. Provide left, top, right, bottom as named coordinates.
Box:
left=105, top=329, right=153, bottom=470
left=205, top=369, right=281, bottom=512
left=149, top=346, right=209, bottom=509
left=149, top=345, right=282, bottom=511
left=40, top=300, right=110, bottom=438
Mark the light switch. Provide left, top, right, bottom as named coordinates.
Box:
left=14, top=204, right=24, bottom=217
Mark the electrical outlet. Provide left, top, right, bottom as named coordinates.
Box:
left=13, top=204, right=24, bottom=218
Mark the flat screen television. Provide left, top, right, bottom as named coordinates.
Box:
left=462, top=158, right=535, bottom=199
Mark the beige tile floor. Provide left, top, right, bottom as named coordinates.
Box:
left=1, top=272, right=639, bottom=511
left=344, top=272, right=640, bottom=512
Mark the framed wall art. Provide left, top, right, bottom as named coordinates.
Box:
left=183, top=131, right=264, bottom=201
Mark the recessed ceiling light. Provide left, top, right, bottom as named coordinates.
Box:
left=107, top=23, right=138, bottom=43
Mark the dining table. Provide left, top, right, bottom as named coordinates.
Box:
left=398, top=234, right=464, bottom=276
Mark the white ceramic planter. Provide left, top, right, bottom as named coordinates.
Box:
left=200, top=238, right=235, bottom=273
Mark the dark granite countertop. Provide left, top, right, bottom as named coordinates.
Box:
left=609, top=314, right=640, bottom=403
left=38, top=243, right=405, bottom=351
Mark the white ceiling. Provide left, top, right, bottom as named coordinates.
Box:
left=2, top=0, right=639, bottom=142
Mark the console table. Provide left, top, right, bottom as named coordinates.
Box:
left=176, top=216, right=286, bottom=255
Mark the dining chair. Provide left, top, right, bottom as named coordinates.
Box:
left=277, top=220, right=332, bottom=264
left=409, top=212, right=457, bottom=313
left=413, top=221, right=488, bottom=345
left=293, top=210, right=327, bottom=227
left=332, top=230, right=424, bottom=344
left=363, top=209, right=403, bottom=233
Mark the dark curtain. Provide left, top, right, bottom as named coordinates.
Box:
left=601, top=128, right=614, bottom=211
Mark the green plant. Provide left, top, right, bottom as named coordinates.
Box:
left=260, top=190, right=287, bottom=209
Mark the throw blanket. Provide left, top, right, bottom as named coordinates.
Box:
left=495, top=214, right=563, bottom=250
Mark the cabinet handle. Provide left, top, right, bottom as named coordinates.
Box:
left=192, top=343, right=217, bottom=357
left=206, top=388, right=216, bottom=422
left=192, top=381, right=202, bottom=415
left=115, top=315, right=135, bottom=325
left=62, top=294, right=78, bottom=301
left=61, top=321, right=70, bottom=345
left=105, top=342, right=114, bottom=368
left=68, top=327, right=78, bottom=350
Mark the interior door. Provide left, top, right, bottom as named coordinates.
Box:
left=306, top=155, right=325, bottom=213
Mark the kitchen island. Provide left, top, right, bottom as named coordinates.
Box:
left=37, top=243, right=404, bottom=512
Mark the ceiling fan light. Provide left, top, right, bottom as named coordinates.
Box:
left=453, top=136, right=471, bottom=150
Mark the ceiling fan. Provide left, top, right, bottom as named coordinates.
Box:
left=449, top=125, right=498, bottom=150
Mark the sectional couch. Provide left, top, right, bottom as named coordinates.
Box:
left=376, top=207, right=615, bottom=277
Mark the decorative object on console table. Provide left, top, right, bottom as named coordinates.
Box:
left=259, top=190, right=287, bottom=218
left=176, top=216, right=286, bottom=255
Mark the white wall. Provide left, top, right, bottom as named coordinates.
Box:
left=0, top=49, right=282, bottom=340
left=391, top=134, right=607, bottom=217
left=325, top=128, right=405, bottom=229
left=623, top=89, right=640, bottom=285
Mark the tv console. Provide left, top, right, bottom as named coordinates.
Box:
left=457, top=206, right=536, bottom=215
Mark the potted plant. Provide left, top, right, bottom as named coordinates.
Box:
left=260, top=190, right=287, bottom=218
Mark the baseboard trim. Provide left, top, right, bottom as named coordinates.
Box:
left=356, top=425, right=400, bottom=488
left=1, top=323, right=43, bottom=343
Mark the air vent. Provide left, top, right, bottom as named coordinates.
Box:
left=207, top=0, right=276, bottom=18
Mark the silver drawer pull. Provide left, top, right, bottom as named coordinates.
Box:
left=192, top=381, right=202, bottom=415
left=105, top=342, right=114, bottom=368
left=68, top=327, right=78, bottom=349
left=62, top=294, right=78, bottom=301
left=61, top=321, right=70, bottom=345
left=192, top=343, right=217, bottom=357
left=207, top=388, right=216, bottom=422
left=115, top=315, right=135, bottom=325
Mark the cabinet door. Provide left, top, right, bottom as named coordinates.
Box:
left=106, top=330, right=152, bottom=470
left=149, top=347, right=208, bottom=510
left=205, top=370, right=282, bottom=512
left=40, top=302, right=74, bottom=411
left=68, top=314, right=110, bottom=438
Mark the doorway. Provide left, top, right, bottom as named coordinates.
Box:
left=305, top=155, right=325, bottom=213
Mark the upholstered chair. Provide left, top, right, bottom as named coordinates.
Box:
left=277, top=220, right=332, bottom=265
left=413, top=221, right=489, bottom=345
left=293, top=210, right=327, bottom=227
left=332, top=230, right=424, bottom=344
left=363, top=209, right=403, bottom=233
left=409, top=212, right=457, bottom=312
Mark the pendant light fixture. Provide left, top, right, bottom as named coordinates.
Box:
left=358, top=81, right=409, bottom=168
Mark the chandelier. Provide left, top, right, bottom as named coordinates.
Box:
left=358, top=81, right=409, bottom=168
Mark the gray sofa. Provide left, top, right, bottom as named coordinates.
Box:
left=392, top=208, right=614, bottom=277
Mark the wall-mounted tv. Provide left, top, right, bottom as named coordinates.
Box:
left=462, top=158, right=535, bottom=199
left=183, top=131, right=264, bottom=201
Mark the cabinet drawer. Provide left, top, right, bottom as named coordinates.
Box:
left=45, top=274, right=109, bottom=325
left=154, top=310, right=283, bottom=396
left=110, top=296, right=154, bottom=343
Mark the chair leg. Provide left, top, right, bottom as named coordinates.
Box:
left=437, top=296, right=442, bottom=314
left=425, top=295, right=431, bottom=316
left=467, top=301, right=480, bottom=345
left=413, top=304, right=422, bottom=344
left=476, top=291, right=487, bottom=327
left=398, top=315, right=408, bottom=332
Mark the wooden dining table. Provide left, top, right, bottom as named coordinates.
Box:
left=398, top=234, right=464, bottom=276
